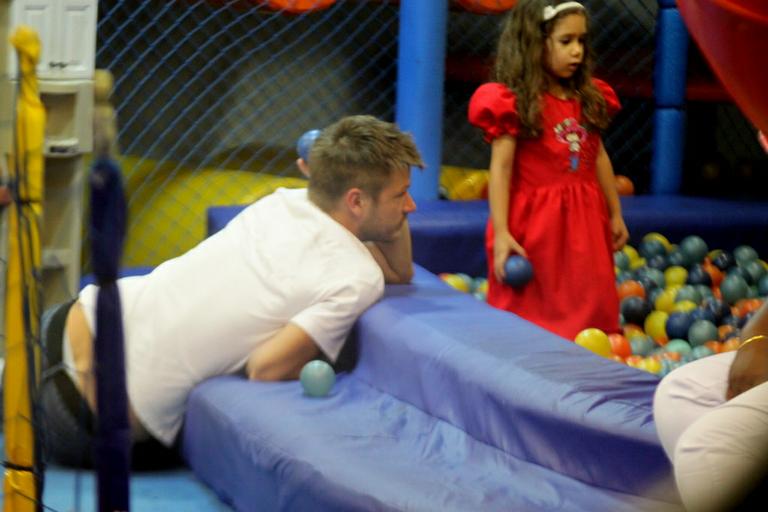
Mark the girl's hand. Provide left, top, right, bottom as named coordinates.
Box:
left=610, top=215, right=629, bottom=251
left=493, top=231, right=527, bottom=283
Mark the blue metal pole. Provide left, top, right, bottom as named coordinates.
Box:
left=396, top=0, right=448, bottom=201
left=651, top=1, right=690, bottom=195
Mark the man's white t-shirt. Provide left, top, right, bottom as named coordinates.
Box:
left=79, top=188, right=384, bottom=445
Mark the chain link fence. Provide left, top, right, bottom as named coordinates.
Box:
left=91, top=0, right=766, bottom=270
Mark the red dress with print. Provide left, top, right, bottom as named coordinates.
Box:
left=468, top=80, right=620, bottom=340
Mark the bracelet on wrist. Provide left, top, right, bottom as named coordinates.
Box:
left=739, top=335, right=768, bottom=350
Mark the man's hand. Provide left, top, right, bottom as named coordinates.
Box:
left=726, top=338, right=768, bottom=400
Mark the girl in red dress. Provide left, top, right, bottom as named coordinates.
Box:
left=468, top=0, right=628, bottom=340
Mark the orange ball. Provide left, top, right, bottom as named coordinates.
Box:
left=702, top=262, right=724, bottom=288
left=734, top=298, right=763, bottom=317
left=617, top=280, right=646, bottom=301
left=610, top=354, right=626, bottom=364
left=625, top=355, right=644, bottom=368
left=661, top=351, right=681, bottom=362
left=623, top=323, right=644, bottom=338
left=723, top=338, right=742, bottom=352
left=718, top=324, right=737, bottom=341
left=608, top=333, right=633, bottom=359
left=615, top=174, right=635, bottom=196
left=704, top=340, right=724, bottom=354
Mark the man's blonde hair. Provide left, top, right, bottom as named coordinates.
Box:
left=308, top=115, right=423, bottom=210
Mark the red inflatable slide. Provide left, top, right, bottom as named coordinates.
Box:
left=678, top=0, right=768, bottom=134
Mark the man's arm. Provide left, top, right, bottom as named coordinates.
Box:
left=365, top=220, right=413, bottom=284
left=246, top=323, right=320, bottom=381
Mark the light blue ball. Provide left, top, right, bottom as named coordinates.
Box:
left=296, top=129, right=322, bottom=162
left=300, top=360, right=336, bottom=397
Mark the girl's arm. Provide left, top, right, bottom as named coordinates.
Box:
left=365, top=220, right=413, bottom=284
left=488, top=135, right=527, bottom=282
left=595, top=140, right=629, bottom=250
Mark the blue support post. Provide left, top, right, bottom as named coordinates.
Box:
left=396, top=0, right=448, bottom=201
left=651, top=2, right=690, bottom=195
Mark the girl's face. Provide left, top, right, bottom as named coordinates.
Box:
left=544, top=13, right=587, bottom=80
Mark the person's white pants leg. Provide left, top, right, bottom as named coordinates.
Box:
left=654, top=351, right=768, bottom=511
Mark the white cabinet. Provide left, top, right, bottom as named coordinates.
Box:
left=6, top=0, right=97, bottom=80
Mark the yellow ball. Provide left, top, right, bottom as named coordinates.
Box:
left=440, top=274, right=470, bottom=293
left=623, top=245, right=640, bottom=263
left=644, top=310, right=669, bottom=340
left=642, top=232, right=672, bottom=251
left=654, top=288, right=678, bottom=313
left=664, top=266, right=688, bottom=287
left=630, top=257, right=647, bottom=270
left=574, top=328, right=612, bottom=358
left=672, top=300, right=698, bottom=313
left=639, top=357, right=662, bottom=374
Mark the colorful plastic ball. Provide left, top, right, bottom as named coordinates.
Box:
left=675, top=285, right=703, bottom=305
left=629, top=335, right=656, bottom=356
left=503, top=255, right=534, bottom=288
left=687, top=319, right=718, bottom=347
left=574, top=328, right=612, bottom=358
left=666, top=312, right=694, bottom=340
left=299, top=360, right=336, bottom=397
left=689, top=307, right=716, bottom=324
left=733, top=245, right=759, bottom=266
left=296, top=129, right=322, bottom=162
left=639, top=239, right=667, bottom=259
left=702, top=262, right=724, bottom=288
left=654, top=288, right=679, bottom=313
left=636, top=275, right=660, bottom=295
left=623, top=323, right=645, bottom=338
left=679, top=235, right=709, bottom=264
left=641, top=268, right=666, bottom=289
left=667, top=250, right=690, bottom=268
left=617, top=280, right=646, bottom=300
left=620, top=296, right=652, bottom=326
left=665, top=339, right=693, bottom=355
left=440, top=273, right=471, bottom=293
left=758, top=274, right=768, bottom=297
left=712, top=251, right=736, bottom=271
left=694, top=285, right=714, bottom=301
left=614, top=251, right=630, bottom=271
left=625, top=354, right=644, bottom=368
left=720, top=274, right=750, bottom=305
left=743, top=260, right=767, bottom=284
left=704, top=340, right=723, bottom=354
left=686, top=265, right=713, bottom=287
left=722, top=338, right=742, bottom=352
left=615, top=174, right=635, bottom=195
left=643, top=232, right=673, bottom=252
left=691, top=345, right=715, bottom=360
left=727, top=266, right=754, bottom=285
left=671, top=300, right=698, bottom=313
left=622, top=245, right=640, bottom=264
left=639, top=357, right=662, bottom=374
left=644, top=310, right=669, bottom=341
left=664, top=266, right=688, bottom=287
left=645, top=254, right=669, bottom=271
left=703, top=298, right=731, bottom=324
left=608, top=333, right=632, bottom=358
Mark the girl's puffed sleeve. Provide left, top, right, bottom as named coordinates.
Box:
left=468, top=83, right=519, bottom=143
left=593, top=78, right=621, bottom=118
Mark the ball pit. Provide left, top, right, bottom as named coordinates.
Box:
left=438, top=233, right=765, bottom=377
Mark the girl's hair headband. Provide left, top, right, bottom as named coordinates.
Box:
left=542, top=2, right=585, bottom=22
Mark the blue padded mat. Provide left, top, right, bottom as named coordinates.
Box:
left=351, top=267, right=676, bottom=502
left=183, top=375, right=681, bottom=512
left=207, top=195, right=768, bottom=277
left=183, top=265, right=683, bottom=510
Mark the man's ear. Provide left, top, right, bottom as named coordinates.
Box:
left=344, top=187, right=366, bottom=218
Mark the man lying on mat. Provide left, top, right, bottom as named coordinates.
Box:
left=40, top=115, right=422, bottom=466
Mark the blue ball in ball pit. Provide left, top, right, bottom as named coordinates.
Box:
left=679, top=235, right=709, bottom=264
left=712, top=251, right=735, bottom=271
left=759, top=274, right=768, bottom=297
left=300, top=360, right=336, bottom=397
left=666, top=312, right=694, bottom=341
left=504, top=255, right=534, bottom=288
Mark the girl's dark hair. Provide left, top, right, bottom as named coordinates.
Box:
left=492, top=0, right=611, bottom=137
